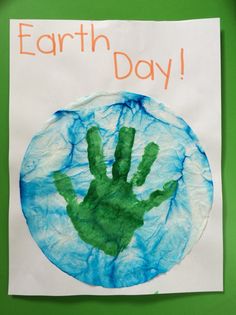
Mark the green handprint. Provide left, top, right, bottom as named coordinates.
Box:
left=53, top=126, right=177, bottom=257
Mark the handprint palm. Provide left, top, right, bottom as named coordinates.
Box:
left=53, top=126, right=177, bottom=256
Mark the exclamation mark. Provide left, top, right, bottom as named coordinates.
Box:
left=180, top=48, right=184, bottom=80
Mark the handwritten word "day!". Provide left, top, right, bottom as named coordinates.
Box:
left=17, top=23, right=185, bottom=90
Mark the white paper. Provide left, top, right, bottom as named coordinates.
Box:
left=9, top=18, right=222, bottom=295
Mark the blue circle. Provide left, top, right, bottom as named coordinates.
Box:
left=20, top=92, right=213, bottom=288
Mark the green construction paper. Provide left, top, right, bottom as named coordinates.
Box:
left=0, top=0, right=235, bottom=314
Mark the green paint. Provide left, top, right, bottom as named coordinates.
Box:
left=53, top=126, right=177, bottom=256
left=131, top=142, right=159, bottom=186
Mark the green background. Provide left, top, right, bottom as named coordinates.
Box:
left=0, top=0, right=235, bottom=314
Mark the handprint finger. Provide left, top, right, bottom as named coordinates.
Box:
left=131, top=142, right=159, bottom=186
left=53, top=171, right=77, bottom=204
left=112, top=127, right=135, bottom=181
left=86, top=126, right=107, bottom=179
left=142, top=180, right=178, bottom=211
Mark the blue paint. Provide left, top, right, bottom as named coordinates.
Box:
left=20, top=92, right=213, bottom=288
